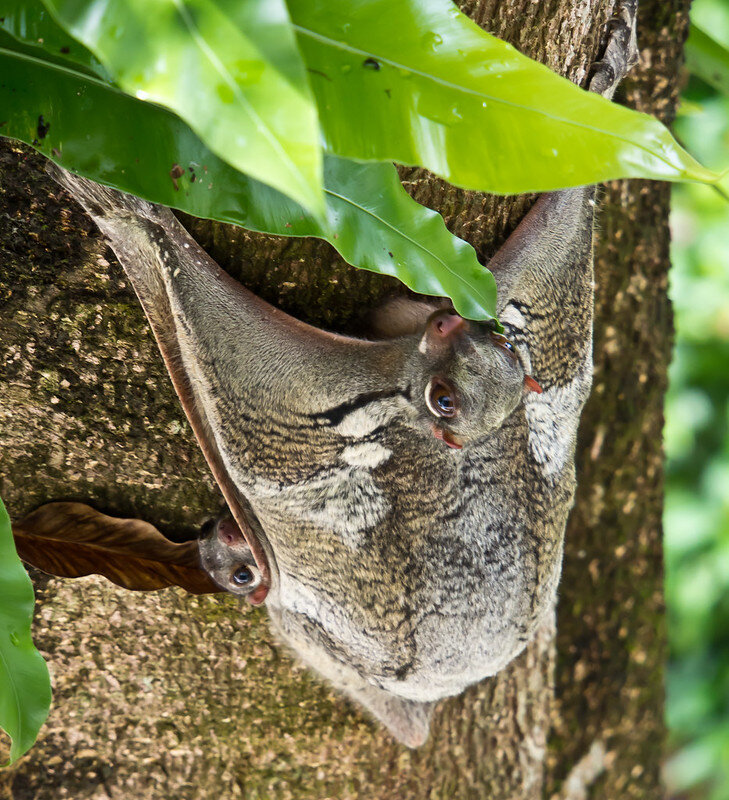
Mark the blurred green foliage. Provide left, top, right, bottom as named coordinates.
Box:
left=665, top=2, right=729, bottom=798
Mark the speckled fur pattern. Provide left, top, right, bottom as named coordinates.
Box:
left=48, top=1, right=638, bottom=748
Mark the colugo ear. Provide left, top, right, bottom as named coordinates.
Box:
left=366, top=295, right=443, bottom=339
left=346, top=681, right=435, bottom=748
left=12, top=502, right=223, bottom=595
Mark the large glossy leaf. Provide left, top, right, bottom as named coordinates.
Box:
left=0, top=45, right=496, bottom=319
left=322, top=157, right=496, bottom=318
left=686, top=24, right=729, bottom=97
left=0, top=498, right=51, bottom=765
left=40, top=0, right=325, bottom=216
left=0, top=0, right=110, bottom=78
left=13, top=502, right=222, bottom=595
left=289, top=0, right=720, bottom=191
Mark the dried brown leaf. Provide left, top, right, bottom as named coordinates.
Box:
left=13, top=502, right=223, bottom=595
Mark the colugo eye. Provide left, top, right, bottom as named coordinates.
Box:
left=231, top=565, right=254, bottom=586
left=490, top=332, right=516, bottom=355
left=426, top=378, right=458, bottom=419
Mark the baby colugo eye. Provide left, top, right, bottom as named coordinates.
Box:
left=426, top=378, right=458, bottom=418
left=232, top=565, right=255, bottom=586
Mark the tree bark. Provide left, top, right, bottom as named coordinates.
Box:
left=0, top=0, right=681, bottom=797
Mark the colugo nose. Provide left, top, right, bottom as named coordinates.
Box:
left=431, top=311, right=468, bottom=338
left=217, top=518, right=244, bottom=546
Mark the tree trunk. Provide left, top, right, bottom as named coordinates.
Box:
left=0, top=0, right=681, bottom=797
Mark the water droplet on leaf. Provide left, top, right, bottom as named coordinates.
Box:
left=422, top=32, right=443, bottom=50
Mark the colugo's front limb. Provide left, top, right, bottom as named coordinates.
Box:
left=489, top=0, right=639, bottom=390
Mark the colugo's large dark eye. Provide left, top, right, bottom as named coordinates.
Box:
left=490, top=332, right=517, bottom=357
left=426, top=378, right=458, bottom=418
left=231, top=565, right=255, bottom=586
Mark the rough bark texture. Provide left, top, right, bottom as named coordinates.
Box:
left=0, top=0, right=681, bottom=797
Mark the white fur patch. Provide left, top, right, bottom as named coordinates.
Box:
left=333, top=398, right=401, bottom=439
left=341, top=442, right=391, bottom=468
left=334, top=407, right=381, bottom=437
left=525, top=368, right=589, bottom=478
left=500, top=304, right=526, bottom=331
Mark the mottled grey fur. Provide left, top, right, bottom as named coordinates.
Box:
left=49, top=2, right=638, bottom=747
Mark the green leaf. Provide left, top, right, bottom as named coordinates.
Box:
left=0, top=497, right=51, bottom=765
left=322, top=157, right=496, bottom=319
left=40, top=0, right=325, bottom=216
left=0, top=0, right=110, bottom=78
left=686, top=24, right=729, bottom=97
left=0, top=45, right=496, bottom=319
left=288, top=0, right=720, bottom=191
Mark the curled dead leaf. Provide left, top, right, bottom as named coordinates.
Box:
left=13, top=502, right=223, bottom=595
